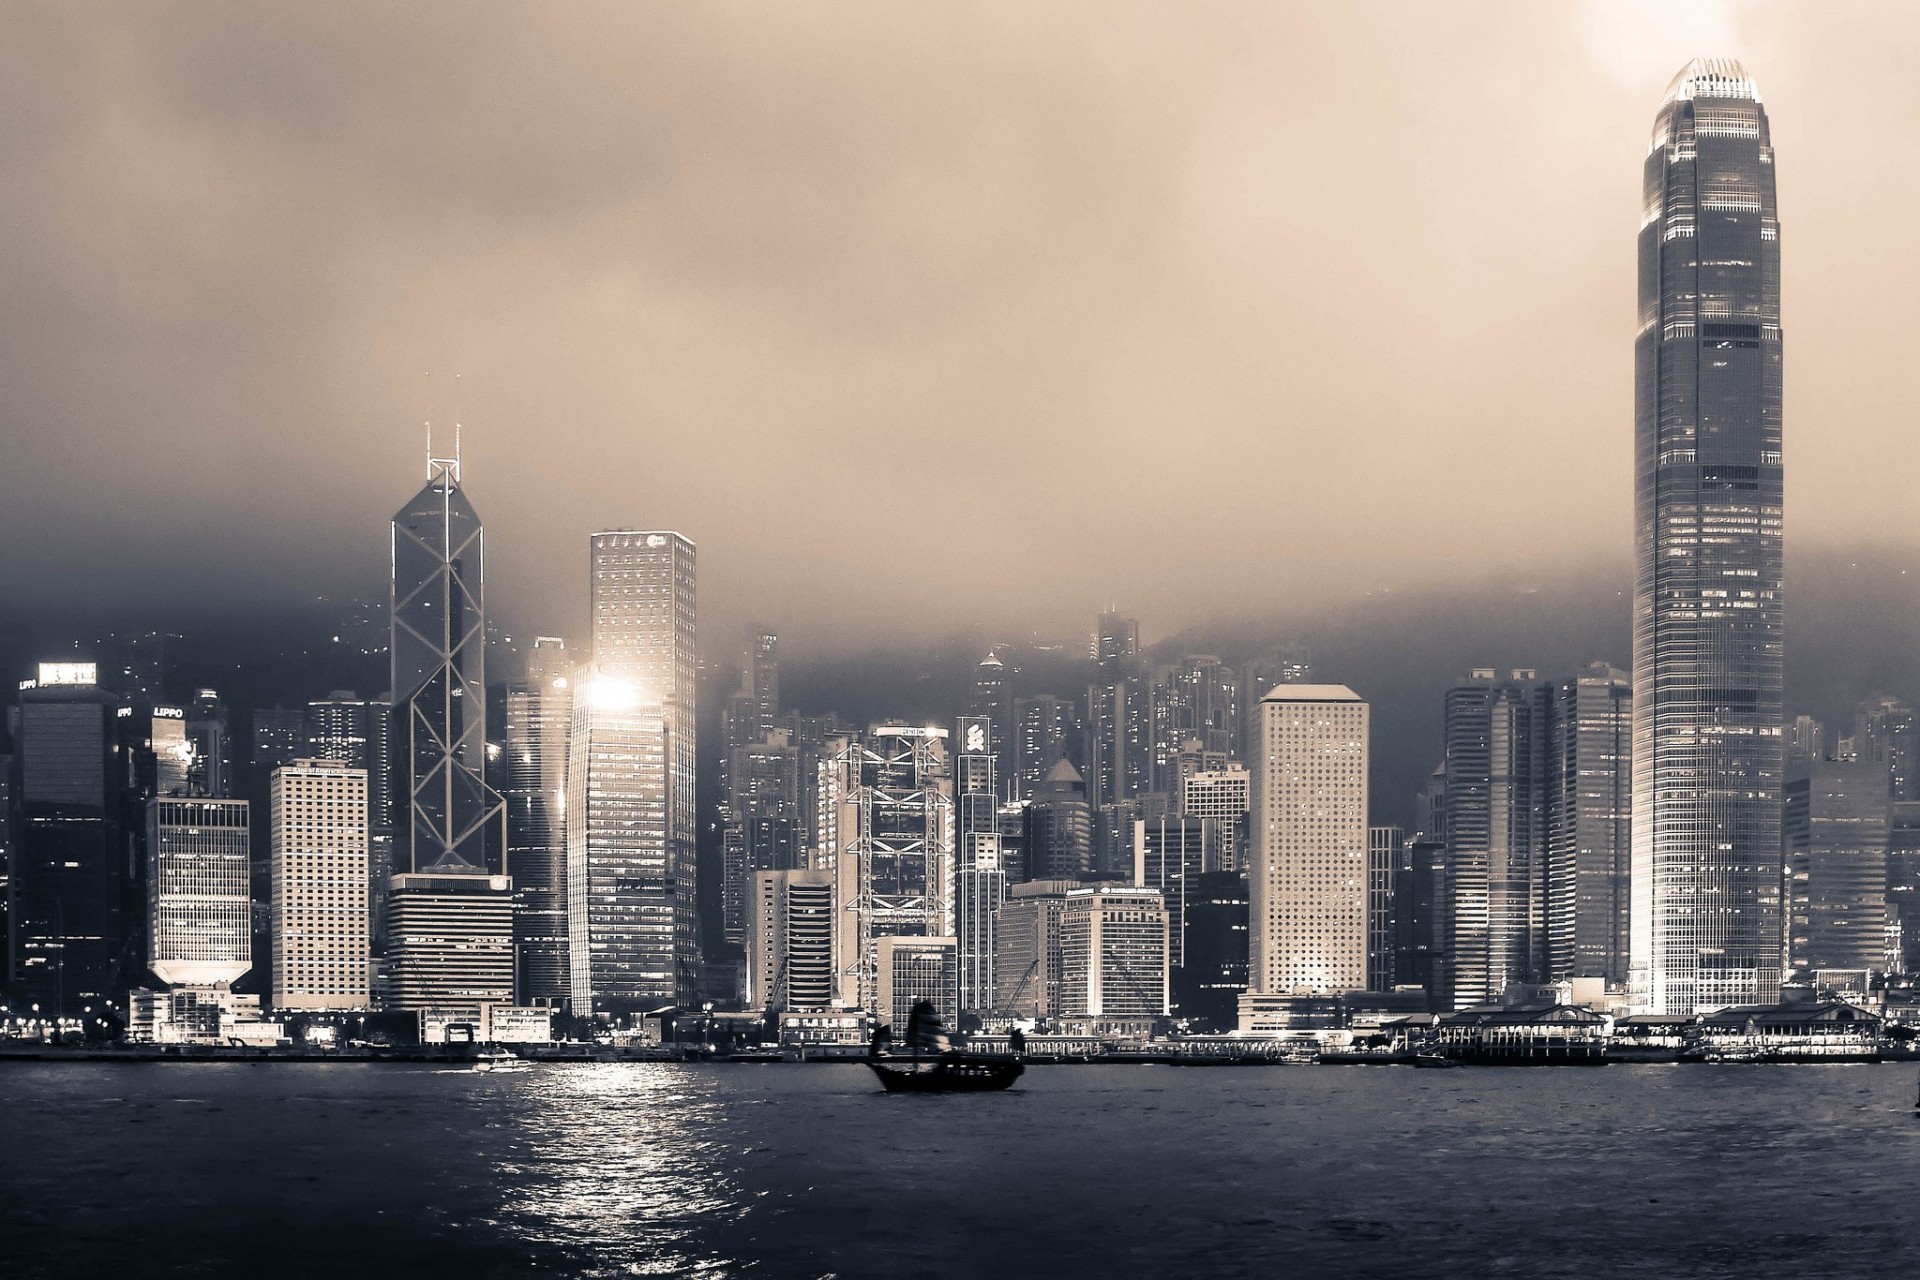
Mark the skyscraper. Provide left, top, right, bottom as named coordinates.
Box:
left=1181, top=765, right=1250, bottom=872
left=1012, top=693, right=1083, bottom=800
left=953, top=715, right=1007, bottom=1014
left=391, top=458, right=504, bottom=874
left=1366, top=825, right=1402, bottom=993
left=828, top=725, right=954, bottom=1015
left=1441, top=669, right=1549, bottom=1008
left=1245, top=685, right=1368, bottom=1005
left=1134, top=814, right=1212, bottom=970
left=721, top=731, right=804, bottom=946
left=745, top=868, right=834, bottom=1013
left=1025, top=758, right=1093, bottom=880
left=1547, top=662, right=1632, bottom=986
left=270, top=760, right=369, bottom=1012
left=8, top=663, right=142, bottom=1013
left=147, top=797, right=251, bottom=989
left=389, top=456, right=511, bottom=1012
left=1059, top=885, right=1168, bottom=1019
left=1786, top=755, right=1891, bottom=978
left=567, top=688, right=670, bottom=1015
left=501, top=638, right=572, bottom=1004
left=968, top=652, right=1013, bottom=801
left=1633, top=59, right=1784, bottom=1014
left=306, top=690, right=395, bottom=946
left=570, top=530, right=699, bottom=1009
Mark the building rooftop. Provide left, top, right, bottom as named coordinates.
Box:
left=1662, top=56, right=1761, bottom=106
left=1259, top=683, right=1363, bottom=703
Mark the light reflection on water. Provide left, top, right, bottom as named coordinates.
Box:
left=487, top=1064, right=745, bottom=1276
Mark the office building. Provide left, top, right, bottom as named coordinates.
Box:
left=721, top=731, right=804, bottom=947
left=1633, top=59, right=1784, bottom=1014
left=828, top=725, right=954, bottom=1014
left=1247, top=685, right=1368, bottom=1003
left=1366, top=826, right=1401, bottom=992
left=383, top=872, right=515, bottom=1014
left=1547, top=662, right=1632, bottom=985
left=306, top=689, right=395, bottom=947
left=1176, top=871, right=1248, bottom=1032
left=184, top=690, right=233, bottom=799
left=250, top=708, right=306, bottom=775
left=991, top=878, right=1079, bottom=1021
left=969, top=653, right=1014, bottom=801
left=390, top=455, right=509, bottom=1017
left=1013, top=693, right=1083, bottom=800
left=1786, top=755, right=1891, bottom=977
left=270, top=760, right=369, bottom=1011
left=954, top=715, right=1007, bottom=1014
left=745, top=868, right=834, bottom=1013
left=391, top=458, right=504, bottom=874
left=567, top=692, right=673, bottom=1015
left=147, top=797, right=251, bottom=988
left=875, top=934, right=958, bottom=1031
left=1060, top=885, right=1168, bottom=1018
left=576, top=529, right=700, bottom=1003
left=501, top=638, right=572, bottom=1004
left=1134, top=814, right=1212, bottom=969
left=149, top=707, right=193, bottom=797
left=1182, top=765, right=1250, bottom=872
left=1441, top=669, right=1549, bottom=1007
left=1026, top=758, right=1093, bottom=880
left=8, top=663, right=141, bottom=1012
left=1393, top=837, right=1451, bottom=1011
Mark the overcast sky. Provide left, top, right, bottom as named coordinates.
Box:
left=2, top=1, right=1915, bottom=651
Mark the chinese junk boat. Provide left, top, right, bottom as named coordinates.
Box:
left=868, top=1002, right=1024, bottom=1093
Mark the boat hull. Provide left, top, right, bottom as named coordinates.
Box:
left=868, top=1055, right=1024, bottom=1093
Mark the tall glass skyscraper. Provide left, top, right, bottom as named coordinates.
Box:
left=391, top=458, right=504, bottom=874
left=1633, top=59, right=1784, bottom=1014
left=502, top=637, right=572, bottom=1004
left=567, top=531, right=699, bottom=1012
left=388, top=457, right=512, bottom=1014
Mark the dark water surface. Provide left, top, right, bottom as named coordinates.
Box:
left=4, top=1061, right=1918, bottom=1278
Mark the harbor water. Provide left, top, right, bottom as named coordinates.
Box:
left=4, top=1061, right=1919, bottom=1278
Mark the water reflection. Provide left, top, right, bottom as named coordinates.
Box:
left=488, top=1064, right=744, bottom=1276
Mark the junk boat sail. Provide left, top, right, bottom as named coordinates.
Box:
left=867, top=1002, right=1024, bottom=1093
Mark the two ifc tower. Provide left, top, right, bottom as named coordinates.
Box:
left=1633, top=59, right=1785, bottom=1016
left=381, top=55, right=1788, bottom=1022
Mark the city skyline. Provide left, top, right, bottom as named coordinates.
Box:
left=2, top=6, right=1919, bottom=650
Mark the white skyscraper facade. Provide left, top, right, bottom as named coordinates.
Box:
left=147, top=796, right=251, bottom=988
left=271, top=760, right=370, bottom=1011
left=1248, top=686, right=1369, bottom=996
